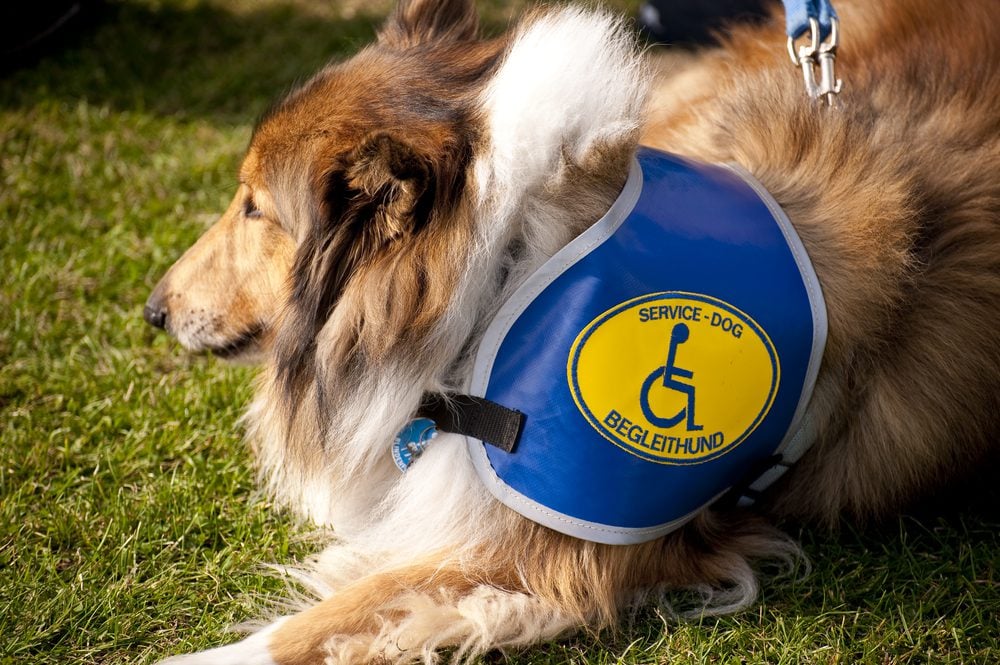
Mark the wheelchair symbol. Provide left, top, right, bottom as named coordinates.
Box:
left=639, top=322, right=704, bottom=431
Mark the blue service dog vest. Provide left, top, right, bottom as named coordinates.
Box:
left=464, top=147, right=827, bottom=545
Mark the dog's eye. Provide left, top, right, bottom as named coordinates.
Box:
left=243, top=196, right=263, bottom=219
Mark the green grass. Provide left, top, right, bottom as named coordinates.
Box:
left=1, top=1, right=998, bottom=663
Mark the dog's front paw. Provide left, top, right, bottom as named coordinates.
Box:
left=157, top=620, right=285, bottom=665
left=156, top=644, right=275, bottom=665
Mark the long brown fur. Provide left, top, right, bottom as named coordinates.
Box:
left=147, top=0, right=1000, bottom=662
left=643, top=0, right=1000, bottom=522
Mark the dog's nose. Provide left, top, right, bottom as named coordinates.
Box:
left=143, top=297, right=168, bottom=330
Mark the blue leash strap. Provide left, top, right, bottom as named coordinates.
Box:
left=783, top=0, right=843, bottom=105
left=784, top=0, right=838, bottom=40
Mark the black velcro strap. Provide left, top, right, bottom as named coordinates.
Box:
left=417, top=392, right=525, bottom=453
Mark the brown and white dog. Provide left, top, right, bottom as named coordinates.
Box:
left=145, top=0, right=1000, bottom=662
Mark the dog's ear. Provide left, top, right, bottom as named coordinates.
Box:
left=277, top=133, right=427, bottom=391
left=379, top=0, right=478, bottom=48
left=345, top=132, right=432, bottom=245
left=284, top=133, right=431, bottom=347
left=277, top=131, right=453, bottom=392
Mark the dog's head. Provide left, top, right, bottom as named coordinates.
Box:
left=146, top=1, right=646, bottom=511
left=144, top=0, right=496, bottom=364
left=146, top=0, right=645, bottom=360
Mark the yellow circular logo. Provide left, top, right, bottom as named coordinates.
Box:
left=568, top=292, right=779, bottom=465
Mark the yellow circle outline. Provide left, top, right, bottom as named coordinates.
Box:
left=566, top=291, right=780, bottom=466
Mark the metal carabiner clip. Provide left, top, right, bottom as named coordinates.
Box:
left=787, top=17, right=843, bottom=106
left=817, top=18, right=843, bottom=105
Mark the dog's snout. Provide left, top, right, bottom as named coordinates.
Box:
left=143, top=295, right=168, bottom=330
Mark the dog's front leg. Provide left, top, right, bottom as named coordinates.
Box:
left=157, top=560, right=578, bottom=665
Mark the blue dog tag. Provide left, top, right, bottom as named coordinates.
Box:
left=392, top=418, right=438, bottom=471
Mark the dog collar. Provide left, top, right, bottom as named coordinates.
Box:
left=414, top=147, right=827, bottom=545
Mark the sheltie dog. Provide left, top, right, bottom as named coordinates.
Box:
left=145, top=0, right=1000, bottom=662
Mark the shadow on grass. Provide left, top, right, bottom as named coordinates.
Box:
left=0, top=1, right=391, bottom=124
left=0, top=0, right=540, bottom=125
